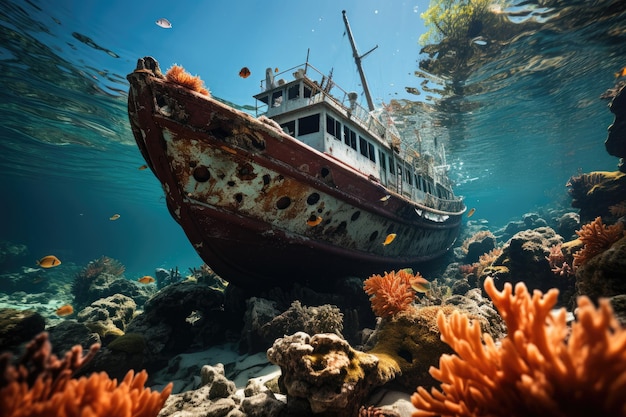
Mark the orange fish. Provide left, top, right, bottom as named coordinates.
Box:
left=138, top=164, right=148, bottom=170
left=382, top=233, right=397, bottom=246
left=138, top=276, right=156, bottom=284
left=467, top=208, right=476, bottom=218
left=615, top=67, right=626, bottom=78
left=109, top=214, right=121, bottom=221
left=239, top=67, right=251, bottom=78
left=307, top=215, right=323, bottom=227
left=56, top=304, right=74, bottom=316
left=36, top=255, right=61, bottom=268
left=274, top=67, right=279, bottom=73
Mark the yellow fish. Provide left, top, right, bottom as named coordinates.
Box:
left=467, top=208, right=476, bottom=218
left=379, top=195, right=391, bottom=202
left=307, top=215, right=323, bottom=227
left=36, top=255, right=61, bottom=268
left=138, top=164, right=148, bottom=170
left=410, top=275, right=430, bottom=293
left=382, top=233, right=397, bottom=246
left=109, top=214, right=121, bottom=221
left=615, top=66, right=626, bottom=78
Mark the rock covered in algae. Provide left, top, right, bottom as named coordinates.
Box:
left=267, top=332, right=392, bottom=416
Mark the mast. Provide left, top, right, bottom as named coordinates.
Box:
left=342, top=10, right=377, bottom=112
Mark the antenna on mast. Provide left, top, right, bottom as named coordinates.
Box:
left=342, top=10, right=377, bottom=112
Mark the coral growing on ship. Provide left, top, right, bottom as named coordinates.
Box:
left=165, top=65, right=210, bottom=96
left=363, top=270, right=428, bottom=318
left=410, top=277, right=626, bottom=417
left=0, top=332, right=172, bottom=417
left=572, top=216, right=625, bottom=267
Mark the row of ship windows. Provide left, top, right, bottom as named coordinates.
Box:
left=280, top=113, right=450, bottom=199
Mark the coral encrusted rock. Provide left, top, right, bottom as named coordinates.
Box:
left=267, top=332, right=394, bottom=417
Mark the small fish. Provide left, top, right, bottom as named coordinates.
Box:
left=615, top=67, right=626, bottom=78
left=155, top=18, right=172, bottom=29
left=109, top=214, right=121, bottom=221
left=307, top=215, right=323, bottom=227
left=239, top=67, right=251, bottom=78
left=410, top=276, right=430, bottom=293
left=467, top=208, right=476, bottom=218
left=274, top=67, right=279, bottom=73
left=56, top=304, right=74, bottom=317
left=36, top=255, right=61, bottom=268
left=382, top=233, right=397, bottom=246
left=138, top=275, right=156, bottom=284
left=379, top=195, right=391, bottom=202
left=138, top=164, right=148, bottom=170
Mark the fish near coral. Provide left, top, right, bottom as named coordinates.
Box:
left=55, top=304, right=74, bottom=316
left=137, top=275, right=156, bottom=284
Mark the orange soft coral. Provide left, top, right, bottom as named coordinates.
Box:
left=165, top=65, right=210, bottom=96
left=364, top=270, right=424, bottom=318
left=411, top=277, right=626, bottom=417
left=572, top=216, right=625, bottom=267
left=0, top=332, right=172, bottom=417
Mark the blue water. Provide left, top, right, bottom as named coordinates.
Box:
left=1, top=0, right=624, bottom=278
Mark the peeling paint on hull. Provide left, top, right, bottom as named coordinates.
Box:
left=127, top=58, right=464, bottom=289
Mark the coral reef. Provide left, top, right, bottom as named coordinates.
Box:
left=72, top=256, right=126, bottom=308
left=575, top=235, right=626, bottom=301
left=363, top=270, right=427, bottom=318
left=572, top=216, right=625, bottom=268
left=243, top=299, right=344, bottom=353
left=567, top=171, right=626, bottom=222
left=165, top=65, right=210, bottom=96
left=459, top=230, right=496, bottom=263
left=0, top=308, right=45, bottom=352
left=411, top=277, right=626, bottom=417
left=0, top=332, right=172, bottom=417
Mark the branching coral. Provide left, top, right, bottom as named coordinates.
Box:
left=363, top=270, right=428, bottom=318
left=572, top=216, right=625, bottom=267
left=546, top=243, right=573, bottom=277
left=410, top=277, right=626, bottom=417
left=0, top=332, right=172, bottom=417
left=165, top=65, right=210, bottom=96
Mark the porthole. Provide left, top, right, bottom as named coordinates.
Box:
left=307, top=193, right=320, bottom=205
left=369, top=231, right=379, bottom=242
left=234, top=193, right=243, bottom=204
left=276, top=196, right=291, bottom=210
left=320, top=167, right=330, bottom=178
left=262, top=174, right=271, bottom=185
left=351, top=211, right=361, bottom=221
left=192, top=166, right=211, bottom=182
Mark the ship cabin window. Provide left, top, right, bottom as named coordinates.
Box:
left=359, top=137, right=368, bottom=157
left=281, top=120, right=295, bottom=136
left=378, top=150, right=387, bottom=171
left=298, top=114, right=320, bottom=136
left=406, top=166, right=413, bottom=185
left=358, top=136, right=377, bottom=163
left=288, top=84, right=300, bottom=100
left=303, top=83, right=313, bottom=98
left=326, top=115, right=342, bottom=141
left=344, top=126, right=357, bottom=150
left=389, top=157, right=395, bottom=175
left=272, top=90, right=283, bottom=107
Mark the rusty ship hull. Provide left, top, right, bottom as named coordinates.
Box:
left=127, top=59, right=464, bottom=288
